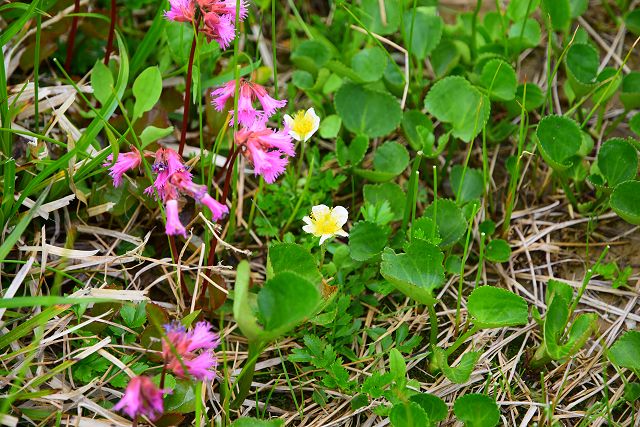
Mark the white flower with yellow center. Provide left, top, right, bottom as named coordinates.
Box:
left=302, top=204, right=349, bottom=245
left=284, top=108, right=320, bottom=142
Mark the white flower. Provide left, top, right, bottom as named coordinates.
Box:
left=302, top=204, right=349, bottom=245
left=283, top=108, right=320, bottom=142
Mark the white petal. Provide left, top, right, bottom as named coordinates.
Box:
left=288, top=130, right=302, bottom=141
left=283, top=115, right=294, bottom=128
left=336, top=229, right=349, bottom=237
left=330, top=206, right=348, bottom=226
left=319, top=234, right=332, bottom=245
left=302, top=216, right=313, bottom=225
left=312, top=204, right=330, bottom=217
left=302, top=224, right=316, bottom=234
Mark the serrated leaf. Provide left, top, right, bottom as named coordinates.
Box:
left=335, top=83, right=402, bottom=138
left=433, top=347, right=480, bottom=384
left=467, top=286, right=529, bottom=328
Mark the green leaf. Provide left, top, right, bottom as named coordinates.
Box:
left=423, top=199, right=467, bottom=248
left=389, top=348, right=407, bottom=382
left=120, top=302, right=146, bottom=328
left=359, top=0, right=401, bottom=35
left=349, top=221, right=390, bottom=261
left=402, top=110, right=434, bottom=151
left=268, top=243, right=322, bottom=286
left=132, top=66, right=162, bottom=120
left=351, top=47, right=388, bottom=82
left=630, top=113, right=640, bottom=136
left=140, top=126, right=174, bottom=148
left=390, top=402, right=429, bottom=427
left=609, top=330, right=640, bottom=370
left=431, top=39, right=460, bottom=78
left=164, top=379, right=195, bottom=413
left=355, top=141, right=409, bottom=182
left=610, top=180, right=640, bottom=225
left=335, top=83, right=402, bottom=138
left=291, top=40, right=332, bottom=74
left=621, top=72, right=640, bottom=110
left=565, top=44, right=599, bottom=96
left=364, top=182, right=407, bottom=221
left=541, top=0, right=571, bottom=31
left=454, top=394, right=500, bottom=427
left=292, top=70, right=314, bottom=89
left=336, top=135, right=369, bottom=167
left=231, top=418, right=284, bottom=427
left=402, top=8, right=443, bottom=60
left=433, top=347, right=480, bottom=384
left=485, top=239, right=512, bottom=263
left=257, top=272, right=321, bottom=341
left=624, top=382, right=640, bottom=402
left=380, top=240, right=445, bottom=306
left=506, top=0, right=540, bottom=20
left=625, top=9, right=640, bottom=36
left=450, top=166, right=484, bottom=205
left=424, top=76, right=490, bottom=142
left=480, top=59, right=517, bottom=101
left=570, top=0, right=589, bottom=17
left=409, top=393, right=447, bottom=423
left=597, top=138, right=638, bottom=188
left=319, top=114, right=342, bottom=139
left=232, top=261, right=263, bottom=343
left=467, top=286, right=529, bottom=329
left=91, top=60, right=114, bottom=105
left=535, top=115, right=582, bottom=171
left=507, top=18, right=541, bottom=50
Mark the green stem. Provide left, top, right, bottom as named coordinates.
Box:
left=568, top=246, right=609, bottom=319
left=282, top=157, right=314, bottom=235
left=470, top=0, right=483, bottom=60
left=231, top=342, right=264, bottom=409
left=401, top=152, right=423, bottom=237
left=446, top=325, right=480, bottom=356
left=428, top=304, right=438, bottom=350
left=474, top=232, right=486, bottom=288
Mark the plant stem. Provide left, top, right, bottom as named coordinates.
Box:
left=428, top=304, right=438, bottom=350
left=470, top=0, right=483, bottom=60
left=401, top=152, right=423, bottom=238
left=474, top=232, right=486, bottom=288
left=282, top=157, right=314, bottom=236
left=568, top=246, right=609, bottom=319
left=446, top=324, right=480, bottom=356
left=65, top=0, right=81, bottom=72
left=178, top=16, right=201, bottom=156
left=104, top=0, right=117, bottom=65
left=455, top=203, right=479, bottom=336
left=231, top=342, right=264, bottom=409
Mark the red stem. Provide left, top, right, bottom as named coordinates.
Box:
left=178, top=18, right=201, bottom=156
left=104, top=0, right=117, bottom=65
left=64, top=0, right=81, bottom=72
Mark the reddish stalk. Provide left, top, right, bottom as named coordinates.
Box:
left=64, top=0, right=81, bottom=72
left=201, top=145, right=239, bottom=309
left=104, top=0, right=117, bottom=65
left=178, top=17, right=201, bottom=156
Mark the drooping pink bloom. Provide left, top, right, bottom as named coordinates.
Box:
left=202, top=12, right=236, bottom=49
left=198, top=0, right=248, bottom=20
left=104, top=146, right=142, bottom=187
left=200, top=194, right=229, bottom=221
left=113, top=376, right=168, bottom=421
left=162, top=321, right=220, bottom=381
left=235, top=121, right=295, bottom=184
left=171, top=171, right=230, bottom=221
left=165, top=0, right=195, bottom=22
left=151, top=147, right=188, bottom=190
left=211, top=79, right=287, bottom=126
left=165, top=199, right=187, bottom=237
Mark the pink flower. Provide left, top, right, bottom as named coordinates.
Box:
left=113, top=376, right=168, bottom=421
left=202, top=12, right=236, bottom=49
left=165, top=199, right=187, bottom=237
left=235, top=121, right=295, bottom=184
left=104, top=146, right=142, bottom=187
left=200, top=194, right=229, bottom=221
left=162, top=321, right=220, bottom=380
left=165, top=0, right=195, bottom=22
left=151, top=147, right=189, bottom=190
left=211, top=79, right=286, bottom=126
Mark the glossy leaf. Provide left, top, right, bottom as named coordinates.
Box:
left=609, top=330, right=640, bottom=370
left=402, top=7, right=443, bottom=59
left=485, top=239, right=511, bottom=263
left=335, top=83, right=402, bottom=138
left=597, top=138, right=638, bottom=188
left=467, top=286, right=529, bottom=328
left=349, top=221, right=389, bottom=261
left=268, top=243, right=322, bottom=286
left=454, top=394, right=500, bottom=427
left=351, top=47, right=387, bottom=82
left=535, top=115, right=582, bottom=171
left=423, top=199, right=467, bottom=248
left=480, top=59, right=517, bottom=101
left=610, top=181, right=640, bottom=225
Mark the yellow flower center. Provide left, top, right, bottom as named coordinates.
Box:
left=310, top=210, right=341, bottom=235
left=291, top=111, right=314, bottom=137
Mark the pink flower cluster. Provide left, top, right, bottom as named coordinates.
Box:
left=165, top=0, right=248, bottom=50
left=113, top=321, right=219, bottom=421
left=211, top=79, right=294, bottom=183
left=104, top=146, right=228, bottom=236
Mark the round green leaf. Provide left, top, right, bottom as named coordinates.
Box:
left=610, top=180, right=640, bottom=225
left=625, top=9, right=640, bottom=36
left=356, top=141, right=409, bottom=182
left=335, top=83, right=402, bottom=138
left=467, top=286, right=529, bottom=328
left=431, top=38, right=460, bottom=78
left=349, top=221, right=390, bottom=261
left=535, top=115, right=582, bottom=171
left=402, top=110, right=434, bottom=151
left=454, top=394, right=500, bottom=427
left=424, top=76, right=490, bottom=142
left=359, top=0, right=400, bottom=35
left=380, top=240, right=445, bottom=306
left=570, top=0, right=588, bottom=17
left=485, top=239, right=512, bottom=263
left=597, top=138, right=638, bottom=188
left=133, top=66, right=162, bottom=120
left=409, top=393, right=447, bottom=422
left=231, top=418, right=284, bottom=427
left=364, top=182, right=407, bottom=221
left=319, top=114, right=342, bottom=139
left=621, top=72, right=640, bottom=110
left=609, top=330, right=640, bottom=370
left=291, top=40, right=332, bottom=74
left=433, top=347, right=481, bottom=384
left=507, top=18, right=541, bottom=50
left=480, top=59, right=517, bottom=101
left=450, top=165, right=484, bottom=204
left=402, top=8, right=443, bottom=60
left=292, top=70, right=314, bottom=90
left=390, top=402, right=429, bottom=427
left=351, top=47, right=388, bottom=82
left=423, top=199, right=467, bottom=248
left=268, top=243, right=322, bottom=286
left=507, top=0, right=540, bottom=21
left=592, top=67, right=622, bottom=104
left=541, top=0, right=571, bottom=31
left=565, top=43, right=599, bottom=96
left=630, top=113, right=640, bottom=136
